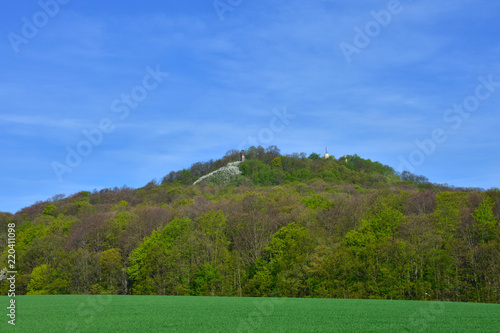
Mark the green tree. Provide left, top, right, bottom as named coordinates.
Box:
left=308, top=153, right=321, bottom=160
left=187, top=211, right=233, bottom=296
left=343, top=208, right=404, bottom=251
left=434, top=192, right=468, bottom=236
left=247, top=223, right=315, bottom=297
left=27, top=264, right=52, bottom=295
left=301, top=195, right=334, bottom=211
left=106, top=211, right=137, bottom=247
left=271, top=157, right=283, bottom=169
left=43, top=204, right=57, bottom=216
left=26, top=264, right=69, bottom=295
left=127, top=218, right=192, bottom=294
left=471, top=196, right=497, bottom=242
left=99, top=248, right=123, bottom=293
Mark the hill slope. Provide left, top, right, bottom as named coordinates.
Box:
left=193, top=161, right=242, bottom=185
left=0, top=146, right=499, bottom=303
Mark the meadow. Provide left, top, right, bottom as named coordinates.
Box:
left=1, top=295, right=499, bottom=332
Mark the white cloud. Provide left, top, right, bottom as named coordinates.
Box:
left=0, top=114, right=86, bottom=129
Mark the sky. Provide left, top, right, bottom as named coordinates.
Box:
left=1, top=0, right=500, bottom=213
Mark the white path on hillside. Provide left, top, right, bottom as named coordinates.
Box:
left=193, top=162, right=242, bottom=185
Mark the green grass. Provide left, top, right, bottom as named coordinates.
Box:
left=0, top=295, right=499, bottom=332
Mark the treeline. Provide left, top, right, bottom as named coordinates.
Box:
left=162, top=145, right=406, bottom=187
left=160, top=145, right=282, bottom=185
left=0, top=148, right=499, bottom=303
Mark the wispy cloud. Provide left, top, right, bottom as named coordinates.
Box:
left=0, top=114, right=86, bottom=129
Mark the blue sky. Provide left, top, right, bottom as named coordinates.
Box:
left=1, top=0, right=500, bottom=213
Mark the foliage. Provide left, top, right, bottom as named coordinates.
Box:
left=26, top=264, right=69, bottom=295
left=99, top=248, right=122, bottom=293
left=247, top=223, right=315, bottom=297
left=471, top=196, right=498, bottom=241
left=300, top=195, right=334, bottom=211
left=0, top=146, right=499, bottom=304
left=127, top=218, right=192, bottom=295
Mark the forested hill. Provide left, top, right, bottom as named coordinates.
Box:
left=1, top=146, right=499, bottom=303
left=160, top=145, right=425, bottom=187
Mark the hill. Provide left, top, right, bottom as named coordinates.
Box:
left=0, top=146, right=499, bottom=303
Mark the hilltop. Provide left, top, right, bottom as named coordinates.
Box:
left=0, top=146, right=499, bottom=303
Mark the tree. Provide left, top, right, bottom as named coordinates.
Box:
left=271, top=157, right=283, bottom=169
left=99, top=248, right=123, bottom=293
left=187, top=211, right=232, bottom=295
left=266, top=145, right=281, bottom=156
left=26, top=264, right=69, bottom=295
left=434, top=192, right=468, bottom=237
left=399, top=171, right=429, bottom=184
left=127, top=218, right=192, bottom=294
left=43, top=204, right=57, bottom=216
left=471, top=196, right=498, bottom=242
left=246, top=223, right=315, bottom=297
left=308, top=153, right=321, bottom=160
left=106, top=211, right=137, bottom=248
left=343, top=207, right=404, bottom=250
left=27, top=264, right=52, bottom=295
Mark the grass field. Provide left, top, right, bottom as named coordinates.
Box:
left=0, top=295, right=499, bottom=332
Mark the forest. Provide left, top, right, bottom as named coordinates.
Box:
left=1, top=146, right=499, bottom=303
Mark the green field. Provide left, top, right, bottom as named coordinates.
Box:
left=1, top=296, right=499, bottom=332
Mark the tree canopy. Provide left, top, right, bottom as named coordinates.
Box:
left=1, top=146, right=499, bottom=303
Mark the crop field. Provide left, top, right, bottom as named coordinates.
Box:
left=1, top=295, right=499, bottom=332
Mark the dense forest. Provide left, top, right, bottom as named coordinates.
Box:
left=1, top=146, right=499, bottom=303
